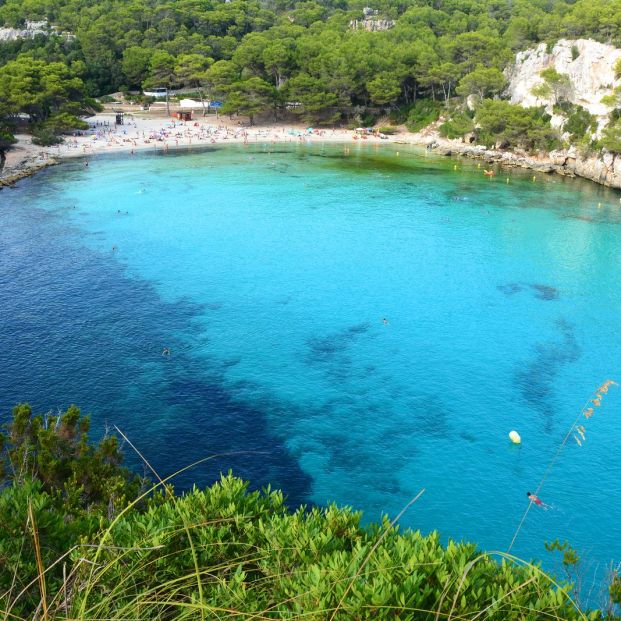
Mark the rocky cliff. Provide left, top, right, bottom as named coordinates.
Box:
left=479, top=38, right=621, bottom=188
left=349, top=18, right=395, bottom=31
left=0, top=20, right=48, bottom=42
left=505, top=39, right=621, bottom=134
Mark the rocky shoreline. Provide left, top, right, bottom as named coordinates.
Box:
left=420, top=138, right=621, bottom=189
left=0, top=155, right=60, bottom=189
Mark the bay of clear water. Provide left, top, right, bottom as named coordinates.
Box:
left=1, top=143, right=620, bottom=594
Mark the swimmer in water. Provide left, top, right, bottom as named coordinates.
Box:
left=382, top=318, right=389, bottom=326
left=162, top=347, right=171, bottom=356
left=527, top=492, right=550, bottom=508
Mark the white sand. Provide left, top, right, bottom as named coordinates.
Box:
left=1, top=110, right=433, bottom=183
left=45, top=112, right=400, bottom=160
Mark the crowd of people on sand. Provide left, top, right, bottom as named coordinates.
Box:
left=42, top=114, right=389, bottom=160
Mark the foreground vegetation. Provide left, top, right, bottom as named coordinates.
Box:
left=1, top=403, right=620, bottom=619
left=2, top=0, right=621, bottom=157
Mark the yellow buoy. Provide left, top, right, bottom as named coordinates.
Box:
left=509, top=430, right=521, bottom=444
left=396, top=151, right=399, bottom=156
left=454, top=164, right=457, bottom=170
left=532, top=176, right=536, bottom=182
left=506, top=178, right=510, bottom=184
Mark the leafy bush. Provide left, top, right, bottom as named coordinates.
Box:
left=388, top=103, right=412, bottom=125
left=1, top=403, right=144, bottom=510
left=0, top=124, right=16, bottom=153
left=600, top=121, right=621, bottom=153
left=405, top=99, right=441, bottom=132
left=31, top=128, right=64, bottom=146
left=97, top=94, right=117, bottom=103
left=377, top=125, right=398, bottom=134
left=58, top=475, right=590, bottom=621
left=563, top=105, right=597, bottom=142
left=30, top=113, right=90, bottom=145
left=474, top=99, right=560, bottom=152
left=571, top=45, right=580, bottom=61
left=439, top=111, right=475, bottom=139
left=0, top=404, right=149, bottom=617
left=0, top=403, right=600, bottom=620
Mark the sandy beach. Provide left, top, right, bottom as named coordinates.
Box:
left=1, top=112, right=392, bottom=176
left=3, top=109, right=621, bottom=189
left=1, top=110, right=414, bottom=186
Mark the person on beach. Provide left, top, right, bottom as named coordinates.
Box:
left=527, top=492, right=550, bottom=508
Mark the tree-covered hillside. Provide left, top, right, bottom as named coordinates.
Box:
left=1, top=403, right=619, bottom=619
left=2, top=1, right=621, bottom=158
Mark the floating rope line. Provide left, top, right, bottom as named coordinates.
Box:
left=507, top=380, right=617, bottom=554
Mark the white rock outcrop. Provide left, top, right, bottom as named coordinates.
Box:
left=505, top=39, right=621, bottom=133
left=0, top=20, right=48, bottom=42
left=349, top=18, right=395, bottom=31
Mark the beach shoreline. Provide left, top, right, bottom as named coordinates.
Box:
left=1, top=113, right=385, bottom=187
left=2, top=110, right=621, bottom=190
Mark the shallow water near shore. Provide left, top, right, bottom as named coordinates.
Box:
left=1, top=142, right=621, bottom=596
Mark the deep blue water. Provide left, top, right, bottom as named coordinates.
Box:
left=1, top=143, right=620, bottom=596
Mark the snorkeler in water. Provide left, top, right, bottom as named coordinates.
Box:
left=527, top=492, right=551, bottom=509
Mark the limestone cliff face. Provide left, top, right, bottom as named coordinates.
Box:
left=505, top=39, right=621, bottom=134
left=491, top=38, right=621, bottom=188
left=0, top=20, right=48, bottom=42
left=349, top=18, right=395, bottom=31
left=549, top=147, right=621, bottom=188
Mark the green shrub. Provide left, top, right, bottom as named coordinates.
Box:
left=377, top=125, right=398, bottom=134
left=474, top=99, right=560, bottom=152
left=600, top=121, right=621, bottom=153
left=64, top=475, right=590, bottom=621
left=564, top=105, right=597, bottom=142
left=360, top=111, right=378, bottom=127
left=405, top=99, right=441, bottom=132
left=571, top=45, right=580, bottom=61
left=0, top=405, right=604, bottom=620
left=31, top=128, right=64, bottom=146
left=0, top=403, right=149, bottom=617
left=30, top=114, right=90, bottom=145
left=388, top=103, right=412, bottom=124
left=439, top=111, right=475, bottom=139
left=0, top=125, right=16, bottom=152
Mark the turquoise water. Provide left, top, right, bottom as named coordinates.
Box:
left=1, top=143, right=620, bottom=592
